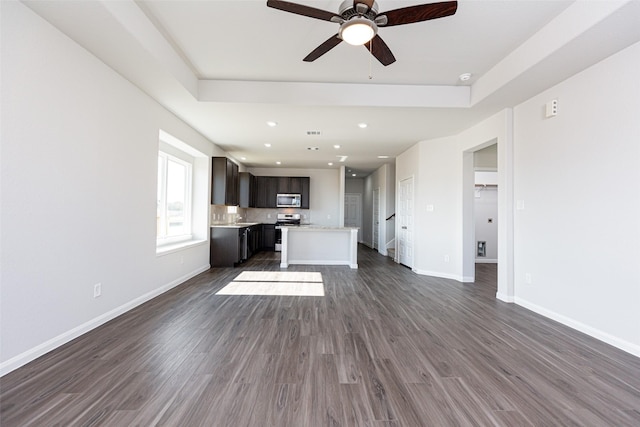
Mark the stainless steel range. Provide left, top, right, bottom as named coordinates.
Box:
left=275, top=213, right=301, bottom=251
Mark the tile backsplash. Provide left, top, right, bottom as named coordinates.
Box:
left=210, top=205, right=247, bottom=224
left=211, top=205, right=310, bottom=225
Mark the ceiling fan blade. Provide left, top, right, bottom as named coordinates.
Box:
left=303, top=34, right=343, bottom=62
left=266, top=0, right=341, bottom=22
left=379, top=1, right=458, bottom=27
left=364, top=35, right=396, bottom=66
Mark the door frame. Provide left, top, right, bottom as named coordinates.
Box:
left=372, top=187, right=380, bottom=251
left=397, top=176, right=414, bottom=269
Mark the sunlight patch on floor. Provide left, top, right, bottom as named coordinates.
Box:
left=216, top=271, right=324, bottom=296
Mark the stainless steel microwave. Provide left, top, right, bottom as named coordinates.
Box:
left=277, top=194, right=301, bottom=208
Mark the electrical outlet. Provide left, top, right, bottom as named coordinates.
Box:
left=444, top=255, right=450, bottom=262
left=525, top=273, right=532, bottom=285
left=93, top=283, right=102, bottom=298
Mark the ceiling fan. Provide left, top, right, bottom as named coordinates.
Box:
left=266, top=0, right=458, bottom=66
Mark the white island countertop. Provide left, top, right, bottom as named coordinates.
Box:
left=280, top=226, right=358, bottom=269
left=210, top=222, right=262, bottom=228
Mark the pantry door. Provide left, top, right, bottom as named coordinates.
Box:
left=398, top=177, right=414, bottom=268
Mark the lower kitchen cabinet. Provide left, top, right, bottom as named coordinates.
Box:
left=262, top=224, right=276, bottom=251
left=211, top=224, right=275, bottom=267
left=210, top=227, right=243, bottom=267
left=247, top=224, right=262, bottom=258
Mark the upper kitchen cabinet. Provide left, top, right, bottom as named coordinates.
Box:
left=253, top=176, right=310, bottom=209
left=277, top=177, right=291, bottom=193
left=255, top=176, right=278, bottom=208
left=239, top=172, right=256, bottom=208
left=297, top=177, right=310, bottom=209
left=277, top=176, right=308, bottom=194
left=211, top=157, right=239, bottom=206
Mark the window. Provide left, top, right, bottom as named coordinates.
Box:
left=156, top=130, right=208, bottom=254
left=157, top=150, right=193, bottom=245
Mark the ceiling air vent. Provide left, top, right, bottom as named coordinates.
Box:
left=306, top=130, right=322, bottom=136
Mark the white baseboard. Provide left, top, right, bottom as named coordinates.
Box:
left=496, top=292, right=515, bottom=303
left=414, top=269, right=470, bottom=283
left=514, top=297, right=640, bottom=358
left=0, top=264, right=210, bottom=377
left=285, top=260, right=358, bottom=269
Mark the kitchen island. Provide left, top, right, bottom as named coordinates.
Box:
left=280, top=226, right=359, bottom=269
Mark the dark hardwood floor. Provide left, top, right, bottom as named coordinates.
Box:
left=1, top=246, right=639, bottom=426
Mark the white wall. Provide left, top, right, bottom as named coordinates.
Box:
left=0, top=2, right=217, bottom=374
left=385, top=163, right=396, bottom=249
left=396, top=41, right=640, bottom=355
left=512, top=41, right=640, bottom=355
left=361, top=164, right=395, bottom=254
left=247, top=167, right=341, bottom=227
left=345, top=178, right=365, bottom=194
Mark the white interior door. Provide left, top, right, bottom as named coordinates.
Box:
left=344, top=193, right=362, bottom=242
left=372, top=188, right=380, bottom=250
left=398, top=177, right=414, bottom=268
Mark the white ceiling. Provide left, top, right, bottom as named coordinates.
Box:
left=24, top=0, right=640, bottom=176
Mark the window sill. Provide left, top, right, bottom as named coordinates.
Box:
left=156, top=239, right=208, bottom=257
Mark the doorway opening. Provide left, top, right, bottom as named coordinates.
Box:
left=462, top=140, right=498, bottom=283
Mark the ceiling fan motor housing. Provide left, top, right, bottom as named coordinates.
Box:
left=338, top=0, right=379, bottom=20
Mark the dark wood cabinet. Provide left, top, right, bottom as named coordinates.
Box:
left=255, top=176, right=279, bottom=208
left=211, top=157, right=239, bottom=206
left=277, top=177, right=291, bottom=193
left=294, top=177, right=310, bottom=209
left=253, top=176, right=310, bottom=208
left=210, top=227, right=242, bottom=267
left=262, top=224, right=276, bottom=250
left=239, top=172, right=255, bottom=208
left=246, top=224, right=261, bottom=258
left=210, top=223, right=275, bottom=267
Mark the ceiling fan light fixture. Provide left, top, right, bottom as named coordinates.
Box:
left=340, top=17, right=377, bottom=46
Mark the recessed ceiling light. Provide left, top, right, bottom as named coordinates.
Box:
left=459, top=73, right=472, bottom=82
left=358, top=123, right=368, bottom=129
left=377, top=155, right=389, bottom=159
left=276, top=161, right=281, bottom=165
left=338, top=156, right=348, bottom=162
left=241, top=157, right=247, bottom=160
left=266, top=121, right=277, bottom=127
left=352, top=173, right=357, bottom=177
left=333, top=145, right=341, bottom=149
left=264, top=143, right=271, bottom=148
